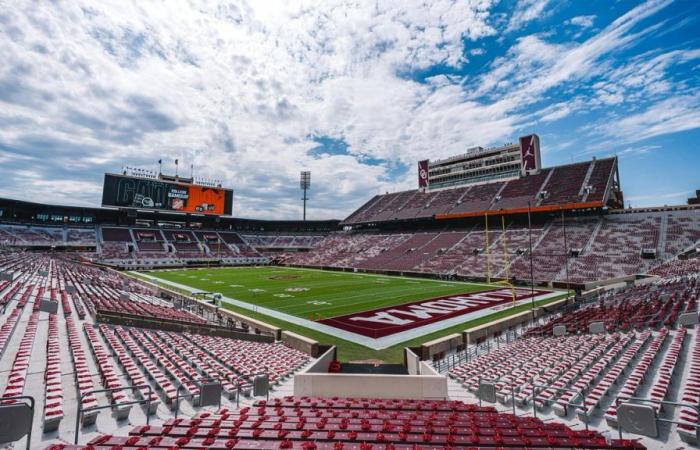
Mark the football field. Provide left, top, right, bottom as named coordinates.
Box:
left=140, top=266, right=563, bottom=362
left=148, top=266, right=490, bottom=318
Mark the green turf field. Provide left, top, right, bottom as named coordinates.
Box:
left=139, top=266, right=565, bottom=362
left=147, top=266, right=488, bottom=320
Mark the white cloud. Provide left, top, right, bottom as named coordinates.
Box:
left=536, top=99, right=584, bottom=123
left=506, top=0, right=553, bottom=33
left=0, top=0, right=693, bottom=221
left=597, top=48, right=700, bottom=104
left=567, top=15, right=596, bottom=29
left=626, top=190, right=694, bottom=207
left=617, top=145, right=661, bottom=157
left=598, top=95, right=700, bottom=143
left=0, top=0, right=498, bottom=219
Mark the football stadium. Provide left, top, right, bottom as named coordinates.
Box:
left=1, top=1, right=700, bottom=450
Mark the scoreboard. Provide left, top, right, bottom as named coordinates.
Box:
left=101, top=173, right=233, bottom=215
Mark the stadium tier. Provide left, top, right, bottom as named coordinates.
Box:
left=0, top=254, right=312, bottom=447
left=446, top=273, right=700, bottom=447
left=0, top=224, right=97, bottom=247
left=47, top=397, right=644, bottom=450
left=94, top=227, right=268, bottom=268
left=1, top=207, right=698, bottom=284
left=287, top=208, right=700, bottom=285
left=341, top=157, right=618, bottom=225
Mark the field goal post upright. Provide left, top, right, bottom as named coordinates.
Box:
left=484, top=213, right=491, bottom=283
left=500, top=215, right=516, bottom=306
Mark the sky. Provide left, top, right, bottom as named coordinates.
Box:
left=0, top=0, right=699, bottom=220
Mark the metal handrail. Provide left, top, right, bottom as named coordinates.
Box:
left=532, top=383, right=589, bottom=430
left=478, top=377, right=516, bottom=416
left=174, top=377, right=222, bottom=419
left=74, top=385, right=153, bottom=444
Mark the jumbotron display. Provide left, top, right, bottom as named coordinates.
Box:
left=101, top=173, right=233, bottom=215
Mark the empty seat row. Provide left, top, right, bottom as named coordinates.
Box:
left=2, top=310, right=40, bottom=400
left=43, top=313, right=63, bottom=431
left=65, top=316, right=100, bottom=426
left=82, top=323, right=133, bottom=419
left=47, top=397, right=645, bottom=449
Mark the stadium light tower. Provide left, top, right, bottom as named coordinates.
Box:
left=300, top=171, right=311, bottom=221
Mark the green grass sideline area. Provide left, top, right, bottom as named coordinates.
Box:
left=132, top=266, right=565, bottom=362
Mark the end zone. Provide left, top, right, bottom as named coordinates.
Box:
left=319, top=287, right=552, bottom=338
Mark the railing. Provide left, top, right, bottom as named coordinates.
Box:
left=532, top=383, right=589, bottom=431
left=174, top=377, right=223, bottom=419
left=478, top=377, right=516, bottom=416
left=74, top=385, right=154, bottom=444
left=434, top=346, right=478, bottom=373
left=434, top=326, right=526, bottom=373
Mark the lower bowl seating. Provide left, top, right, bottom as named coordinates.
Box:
left=44, top=397, right=646, bottom=449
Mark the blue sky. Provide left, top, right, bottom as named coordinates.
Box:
left=0, top=0, right=698, bottom=219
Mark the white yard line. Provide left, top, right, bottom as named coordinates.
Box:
left=279, top=266, right=501, bottom=289
left=138, top=272, right=562, bottom=350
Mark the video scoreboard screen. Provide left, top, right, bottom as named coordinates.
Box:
left=102, top=173, right=233, bottom=215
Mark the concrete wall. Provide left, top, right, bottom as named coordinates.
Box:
left=282, top=331, right=320, bottom=357
left=305, top=346, right=337, bottom=373
left=96, top=311, right=274, bottom=343
left=420, top=333, right=463, bottom=360
left=218, top=308, right=282, bottom=340
left=420, top=361, right=440, bottom=376
left=460, top=296, right=573, bottom=345
left=406, top=348, right=421, bottom=375
left=294, top=347, right=448, bottom=400
left=294, top=372, right=448, bottom=400
left=462, top=298, right=569, bottom=345
left=580, top=274, right=637, bottom=291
